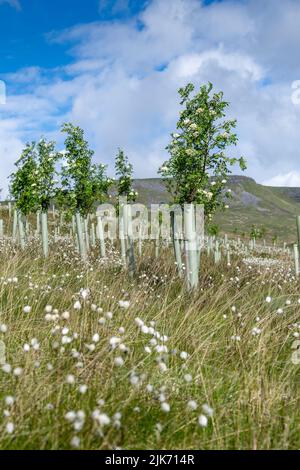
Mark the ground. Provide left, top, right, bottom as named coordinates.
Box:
left=0, top=233, right=300, bottom=450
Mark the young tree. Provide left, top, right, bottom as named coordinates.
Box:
left=91, top=163, right=113, bottom=206
left=159, top=82, right=246, bottom=218
left=272, top=234, right=278, bottom=246
left=159, top=82, right=246, bottom=289
left=35, top=138, right=59, bottom=257
left=207, top=223, right=220, bottom=237
left=10, top=143, right=38, bottom=249
left=93, top=162, right=113, bottom=256
left=59, top=123, right=112, bottom=259
left=115, top=149, right=138, bottom=273
left=115, top=148, right=138, bottom=203
left=250, top=225, right=266, bottom=243
left=250, top=225, right=259, bottom=240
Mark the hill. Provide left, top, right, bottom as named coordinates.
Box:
left=133, top=176, right=300, bottom=242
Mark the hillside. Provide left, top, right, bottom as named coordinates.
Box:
left=133, top=176, right=300, bottom=242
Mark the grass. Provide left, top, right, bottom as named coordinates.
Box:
left=0, top=232, right=300, bottom=450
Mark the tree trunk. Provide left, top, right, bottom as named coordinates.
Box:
left=84, top=218, right=90, bottom=253
left=171, top=211, right=183, bottom=278
left=12, top=209, right=17, bottom=241
left=17, top=211, right=26, bottom=250
left=41, top=210, right=49, bottom=258
left=125, top=204, right=136, bottom=276
left=294, top=244, right=299, bottom=277
left=97, top=215, right=106, bottom=258
left=91, top=223, right=96, bottom=248
left=75, top=212, right=86, bottom=260
left=36, top=211, right=41, bottom=235
left=119, top=206, right=126, bottom=266
left=184, top=204, right=198, bottom=289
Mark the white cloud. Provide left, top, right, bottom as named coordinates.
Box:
left=0, top=120, right=24, bottom=194
left=263, top=172, right=300, bottom=187
left=2, top=0, right=300, bottom=196
left=168, top=49, right=263, bottom=81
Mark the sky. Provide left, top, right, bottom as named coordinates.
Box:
left=1, top=0, right=300, bottom=195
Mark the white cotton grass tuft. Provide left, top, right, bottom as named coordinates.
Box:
left=252, top=327, right=261, bottom=336
left=135, top=318, right=144, bottom=327
left=130, top=374, right=139, bottom=386
left=66, top=374, right=75, bottom=384
left=92, top=333, right=100, bottom=343
left=109, top=337, right=121, bottom=348
left=0, top=324, right=7, bottom=333
left=180, top=351, right=189, bottom=360
left=79, top=385, right=88, bottom=394
left=73, top=301, right=81, bottom=311
left=114, top=356, right=124, bottom=367
left=161, top=402, right=170, bottom=413
left=202, top=403, right=214, bottom=417
left=198, top=414, right=208, bottom=427
left=92, top=410, right=111, bottom=426
left=65, top=411, right=76, bottom=422
left=70, top=436, right=80, bottom=448
left=187, top=400, right=198, bottom=411
left=6, top=422, right=14, bottom=434
left=13, top=367, right=23, bottom=377
left=62, top=311, right=70, bottom=320
left=5, top=396, right=15, bottom=406
left=184, top=373, right=193, bottom=383
left=2, top=364, right=11, bottom=373
left=158, top=362, right=168, bottom=373
left=80, top=288, right=90, bottom=300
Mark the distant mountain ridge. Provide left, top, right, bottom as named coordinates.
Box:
left=133, top=175, right=300, bottom=241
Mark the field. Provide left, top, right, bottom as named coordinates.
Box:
left=2, top=0, right=300, bottom=456
left=0, top=211, right=300, bottom=450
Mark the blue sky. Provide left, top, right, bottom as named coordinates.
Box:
left=1, top=0, right=300, bottom=195
left=0, top=0, right=149, bottom=72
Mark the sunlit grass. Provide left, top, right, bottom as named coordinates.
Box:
left=0, top=234, right=299, bottom=450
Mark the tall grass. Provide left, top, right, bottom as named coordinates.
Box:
left=0, top=236, right=299, bottom=449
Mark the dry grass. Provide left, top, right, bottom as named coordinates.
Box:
left=0, top=234, right=299, bottom=450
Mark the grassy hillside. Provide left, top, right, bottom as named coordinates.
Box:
left=133, top=176, right=300, bottom=242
